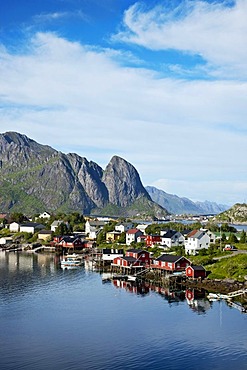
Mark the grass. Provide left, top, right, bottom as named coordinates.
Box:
left=206, top=254, right=247, bottom=282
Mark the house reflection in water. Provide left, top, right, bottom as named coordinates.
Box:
left=186, top=289, right=211, bottom=314
left=111, top=279, right=211, bottom=314
left=112, top=279, right=150, bottom=296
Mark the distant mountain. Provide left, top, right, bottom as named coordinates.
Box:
left=146, top=186, right=229, bottom=215
left=0, top=132, right=168, bottom=218
left=216, top=203, right=247, bottom=223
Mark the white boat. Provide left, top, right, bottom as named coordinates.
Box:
left=60, top=253, right=83, bottom=267
left=127, top=275, right=137, bottom=282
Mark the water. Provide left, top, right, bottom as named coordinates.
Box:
left=0, top=251, right=247, bottom=370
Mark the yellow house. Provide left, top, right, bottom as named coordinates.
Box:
left=38, top=230, right=53, bottom=241
left=106, top=231, right=121, bottom=243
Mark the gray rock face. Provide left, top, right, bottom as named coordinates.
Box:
left=0, top=132, right=163, bottom=216
left=102, top=156, right=151, bottom=207
left=67, top=153, right=109, bottom=208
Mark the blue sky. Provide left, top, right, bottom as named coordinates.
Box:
left=1, top=0, right=247, bottom=206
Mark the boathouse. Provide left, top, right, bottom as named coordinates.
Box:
left=125, top=249, right=150, bottom=265
left=186, top=265, right=207, bottom=279
left=58, top=236, right=84, bottom=250
left=152, top=254, right=190, bottom=272
left=111, top=256, right=143, bottom=269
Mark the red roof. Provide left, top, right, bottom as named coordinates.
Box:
left=127, top=228, right=141, bottom=234
left=187, top=229, right=199, bottom=238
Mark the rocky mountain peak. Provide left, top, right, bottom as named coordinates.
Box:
left=0, top=132, right=167, bottom=216
left=102, top=155, right=150, bottom=207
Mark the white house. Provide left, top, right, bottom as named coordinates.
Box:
left=185, top=230, right=211, bottom=255
left=126, top=229, right=143, bottom=246
left=20, top=222, right=44, bottom=234
left=50, top=220, right=63, bottom=232
left=102, top=248, right=124, bottom=262
left=38, top=212, right=51, bottom=219
left=136, top=224, right=150, bottom=235
left=161, top=230, right=185, bottom=248
left=9, top=222, right=20, bottom=233
left=85, top=220, right=107, bottom=239
left=115, top=222, right=133, bottom=233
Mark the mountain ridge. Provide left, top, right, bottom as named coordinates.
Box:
left=0, top=132, right=167, bottom=217
left=146, top=185, right=229, bottom=215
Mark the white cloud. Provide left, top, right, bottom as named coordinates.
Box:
left=33, top=10, right=89, bottom=23
left=0, top=32, right=247, bottom=204
left=113, top=0, right=247, bottom=78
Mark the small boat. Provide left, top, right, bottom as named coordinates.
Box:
left=60, top=253, right=83, bottom=267
left=207, top=292, right=229, bottom=301
left=127, top=275, right=137, bottom=282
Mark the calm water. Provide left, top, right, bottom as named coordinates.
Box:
left=0, top=251, right=247, bottom=370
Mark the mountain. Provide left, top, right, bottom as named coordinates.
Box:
left=216, top=203, right=247, bottom=223
left=146, top=186, right=229, bottom=215
left=0, top=132, right=168, bottom=217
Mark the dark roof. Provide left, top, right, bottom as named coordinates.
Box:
left=60, top=236, right=81, bottom=243
left=102, top=248, right=124, bottom=254
left=156, top=254, right=185, bottom=263
left=162, top=230, right=177, bottom=238
left=38, top=230, right=52, bottom=235
left=126, top=248, right=145, bottom=253
left=122, top=256, right=137, bottom=262
left=20, top=222, right=44, bottom=228
left=190, top=265, right=206, bottom=271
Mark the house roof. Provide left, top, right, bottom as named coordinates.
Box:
left=189, top=265, right=206, bottom=271
left=102, top=248, right=124, bottom=254
left=38, top=230, right=52, bottom=235
left=87, top=221, right=106, bottom=227
left=51, top=220, right=63, bottom=227
left=162, top=230, right=178, bottom=238
left=60, top=236, right=81, bottom=243
left=187, top=230, right=206, bottom=239
left=126, top=228, right=142, bottom=234
left=156, top=254, right=186, bottom=263
left=121, top=256, right=137, bottom=262
left=126, top=248, right=145, bottom=253
left=20, top=222, right=44, bottom=228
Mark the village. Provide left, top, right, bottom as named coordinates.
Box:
left=0, top=211, right=247, bottom=284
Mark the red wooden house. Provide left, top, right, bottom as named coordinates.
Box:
left=152, top=254, right=190, bottom=272
left=112, top=256, right=143, bottom=269
left=125, top=249, right=150, bottom=265
left=58, top=236, right=84, bottom=250
left=146, top=235, right=162, bottom=247
left=186, top=265, right=206, bottom=279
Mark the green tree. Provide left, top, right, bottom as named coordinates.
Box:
left=228, top=232, right=238, bottom=244
left=239, top=230, right=246, bottom=244
left=10, top=212, right=25, bottom=223
left=118, top=232, right=126, bottom=244
left=221, top=233, right=227, bottom=242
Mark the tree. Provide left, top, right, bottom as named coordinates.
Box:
left=55, top=222, right=71, bottom=236
left=118, top=232, right=126, bottom=244
left=228, top=232, right=238, bottom=244
left=239, top=230, right=246, bottom=244
left=10, top=212, right=26, bottom=223
left=221, top=233, right=227, bottom=242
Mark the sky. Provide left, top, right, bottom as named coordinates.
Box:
left=0, top=0, right=247, bottom=206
